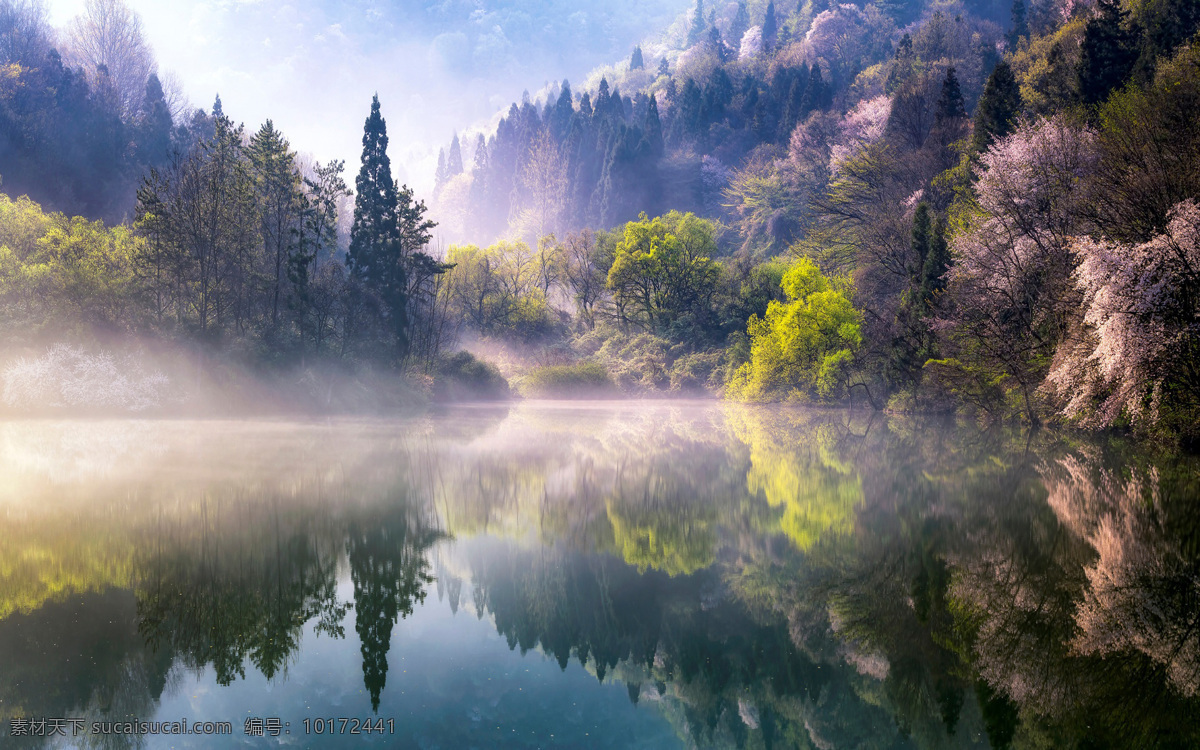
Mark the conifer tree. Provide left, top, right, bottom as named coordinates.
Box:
left=136, top=73, right=173, bottom=166
left=446, top=133, right=463, bottom=176
left=762, top=1, right=778, bottom=51
left=434, top=149, right=447, bottom=192
left=1007, top=0, right=1028, bottom=50
left=921, top=215, right=950, bottom=307
left=936, top=66, right=966, bottom=123
left=729, top=2, right=750, bottom=51
left=657, top=57, right=670, bottom=77
left=630, top=46, right=644, bottom=70
left=642, top=94, right=664, bottom=159
left=708, top=26, right=728, bottom=62
left=1077, top=0, right=1137, bottom=106
left=248, top=120, right=304, bottom=328
left=688, top=0, right=707, bottom=46
left=971, top=61, right=1022, bottom=153
left=800, top=62, right=828, bottom=113
left=348, top=94, right=407, bottom=355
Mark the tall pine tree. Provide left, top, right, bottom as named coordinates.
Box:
left=971, top=61, right=1022, bottom=153
left=762, top=2, right=778, bottom=51
left=348, top=94, right=407, bottom=356
left=1078, top=0, right=1138, bottom=106
left=688, top=0, right=707, bottom=46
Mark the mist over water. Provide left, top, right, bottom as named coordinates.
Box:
left=1, top=403, right=1197, bottom=748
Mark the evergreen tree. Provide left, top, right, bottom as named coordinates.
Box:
left=729, top=2, right=750, bottom=52
left=657, top=57, right=670, bottom=77
left=248, top=120, right=304, bottom=328
left=136, top=73, right=173, bottom=166
left=708, top=26, right=728, bottom=63
left=446, top=133, right=464, bottom=176
left=1007, top=0, right=1029, bottom=50
left=1077, top=0, right=1138, bottom=105
left=688, top=0, right=707, bottom=46
left=971, top=61, right=1022, bottom=153
left=921, top=215, right=950, bottom=307
left=630, top=46, right=644, bottom=70
left=762, top=1, right=778, bottom=51
left=642, top=94, right=664, bottom=159
left=887, top=34, right=916, bottom=94
left=347, top=94, right=407, bottom=356
left=936, top=66, right=967, bottom=123
left=800, top=62, right=829, bottom=114
left=434, top=149, right=448, bottom=192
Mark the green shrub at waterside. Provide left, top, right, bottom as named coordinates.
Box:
left=432, top=351, right=511, bottom=402
left=517, top=362, right=617, bottom=398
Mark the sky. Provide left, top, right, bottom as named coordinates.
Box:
left=44, top=0, right=690, bottom=193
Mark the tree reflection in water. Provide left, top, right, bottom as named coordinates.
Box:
left=0, top=408, right=1197, bottom=748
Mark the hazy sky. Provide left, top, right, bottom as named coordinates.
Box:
left=45, top=0, right=689, bottom=193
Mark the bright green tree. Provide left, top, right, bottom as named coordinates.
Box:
left=726, top=258, right=862, bottom=401
left=606, top=211, right=721, bottom=333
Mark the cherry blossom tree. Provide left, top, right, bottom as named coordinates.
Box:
left=1046, top=200, right=1200, bottom=429
left=939, top=116, right=1097, bottom=421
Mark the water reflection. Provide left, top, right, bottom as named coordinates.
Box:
left=0, top=406, right=1197, bottom=748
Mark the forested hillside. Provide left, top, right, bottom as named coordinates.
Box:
left=2, top=0, right=1199, bottom=442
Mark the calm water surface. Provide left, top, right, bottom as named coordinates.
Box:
left=1, top=402, right=1197, bottom=748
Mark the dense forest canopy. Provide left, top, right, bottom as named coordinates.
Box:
left=2, top=0, right=1200, bottom=442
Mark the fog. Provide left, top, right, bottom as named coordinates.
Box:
left=43, top=0, right=691, bottom=193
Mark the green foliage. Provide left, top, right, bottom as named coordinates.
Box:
left=348, top=95, right=410, bottom=356
left=431, top=351, right=510, bottom=402
left=726, top=258, right=863, bottom=402
left=443, top=240, right=562, bottom=343
left=1078, top=0, right=1138, bottom=106
left=517, top=361, right=616, bottom=398
left=0, top=193, right=139, bottom=341
left=606, top=211, right=721, bottom=334
left=972, top=61, right=1023, bottom=153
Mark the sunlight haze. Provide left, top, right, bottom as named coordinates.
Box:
left=44, top=0, right=689, bottom=192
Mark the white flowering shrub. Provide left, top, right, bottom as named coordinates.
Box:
left=2, top=344, right=171, bottom=412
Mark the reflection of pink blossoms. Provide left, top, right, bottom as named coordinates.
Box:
left=1044, top=455, right=1200, bottom=698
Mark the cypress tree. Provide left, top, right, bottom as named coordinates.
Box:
left=762, top=1, right=778, bottom=51
left=348, top=94, right=407, bottom=356
left=971, top=61, right=1022, bottom=153
left=630, top=46, right=644, bottom=70
left=657, top=57, right=670, bottom=77
left=1077, top=0, right=1138, bottom=106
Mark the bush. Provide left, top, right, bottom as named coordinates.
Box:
left=432, top=351, right=510, bottom=402
left=517, top=362, right=616, bottom=398
left=2, top=344, right=171, bottom=413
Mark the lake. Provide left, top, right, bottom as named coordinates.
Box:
left=1, top=402, right=1197, bottom=748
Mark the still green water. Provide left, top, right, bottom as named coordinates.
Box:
left=0, top=402, right=1197, bottom=749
